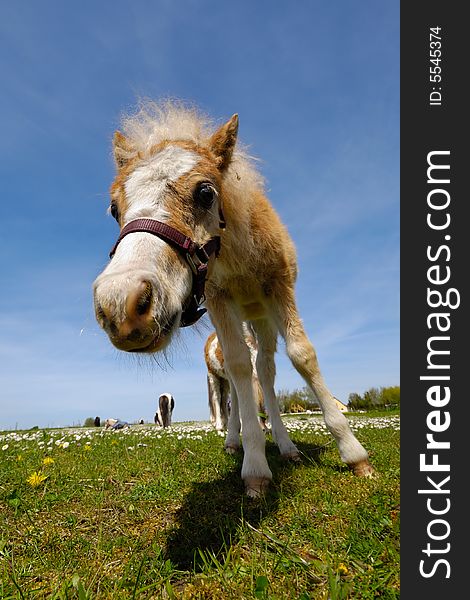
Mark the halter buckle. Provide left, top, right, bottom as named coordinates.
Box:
left=195, top=292, right=206, bottom=306
left=186, top=253, right=199, bottom=275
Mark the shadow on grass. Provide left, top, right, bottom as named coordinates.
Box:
left=164, top=439, right=328, bottom=570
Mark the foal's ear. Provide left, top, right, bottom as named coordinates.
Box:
left=209, top=114, right=239, bottom=171
left=113, top=131, right=136, bottom=169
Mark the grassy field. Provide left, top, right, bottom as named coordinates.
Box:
left=0, top=412, right=400, bottom=599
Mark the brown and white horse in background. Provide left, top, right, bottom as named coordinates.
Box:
left=205, top=324, right=266, bottom=432
left=93, top=100, right=374, bottom=496
left=154, top=392, right=174, bottom=428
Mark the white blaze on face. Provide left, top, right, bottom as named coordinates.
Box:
left=95, top=145, right=200, bottom=324
left=125, top=145, right=199, bottom=222
left=105, top=145, right=198, bottom=272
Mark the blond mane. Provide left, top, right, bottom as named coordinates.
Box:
left=118, top=99, right=265, bottom=197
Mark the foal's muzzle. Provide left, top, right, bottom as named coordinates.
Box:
left=108, top=218, right=221, bottom=328
left=94, top=218, right=222, bottom=353
left=94, top=274, right=174, bottom=352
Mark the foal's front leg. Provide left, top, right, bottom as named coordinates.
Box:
left=209, top=303, right=272, bottom=497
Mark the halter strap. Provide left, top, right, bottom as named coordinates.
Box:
left=109, top=219, right=199, bottom=259
left=109, top=218, right=220, bottom=327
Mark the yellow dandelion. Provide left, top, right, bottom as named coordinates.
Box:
left=43, top=456, right=55, bottom=466
left=338, top=563, right=349, bottom=575
left=27, top=471, right=48, bottom=487
left=83, top=444, right=91, bottom=451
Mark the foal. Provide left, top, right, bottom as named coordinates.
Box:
left=93, top=101, right=374, bottom=496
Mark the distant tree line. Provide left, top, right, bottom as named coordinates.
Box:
left=83, top=417, right=101, bottom=427
left=348, top=386, right=400, bottom=411
left=277, top=385, right=400, bottom=413
left=277, top=387, right=320, bottom=413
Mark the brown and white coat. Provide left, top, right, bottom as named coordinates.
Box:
left=154, top=392, right=174, bottom=428
left=204, top=325, right=266, bottom=432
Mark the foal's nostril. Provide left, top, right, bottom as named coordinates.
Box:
left=135, top=280, right=153, bottom=316
left=127, top=328, right=143, bottom=342
left=95, top=301, right=118, bottom=336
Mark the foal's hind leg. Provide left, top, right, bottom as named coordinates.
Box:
left=208, top=373, right=226, bottom=431
left=225, top=379, right=241, bottom=453
left=274, top=294, right=374, bottom=476
left=220, top=378, right=230, bottom=431
left=252, top=319, right=300, bottom=460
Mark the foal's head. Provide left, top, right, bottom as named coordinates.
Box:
left=93, top=109, right=238, bottom=353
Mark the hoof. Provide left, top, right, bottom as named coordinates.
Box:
left=281, top=450, right=301, bottom=463
left=225, top=445, right=240, bottom=455
left=244, top=476, right=271, bottom=498
left=350, top=459, right=376, bottom=477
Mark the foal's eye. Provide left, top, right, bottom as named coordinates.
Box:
left=110, top=203, right=119, bottom=222
left=194, top=182, right=217, bottom=209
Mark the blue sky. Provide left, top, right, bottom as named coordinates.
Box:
left=0, top=1, right=399, bottom=430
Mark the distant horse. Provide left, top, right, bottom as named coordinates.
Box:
left=155, top=392, right=174, bottom=428
left=93, top=100, right=373, bottom=496
left=205, top=325, right=266, bottom=432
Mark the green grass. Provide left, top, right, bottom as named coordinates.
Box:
left=0, top=413, right=399, bottom=599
